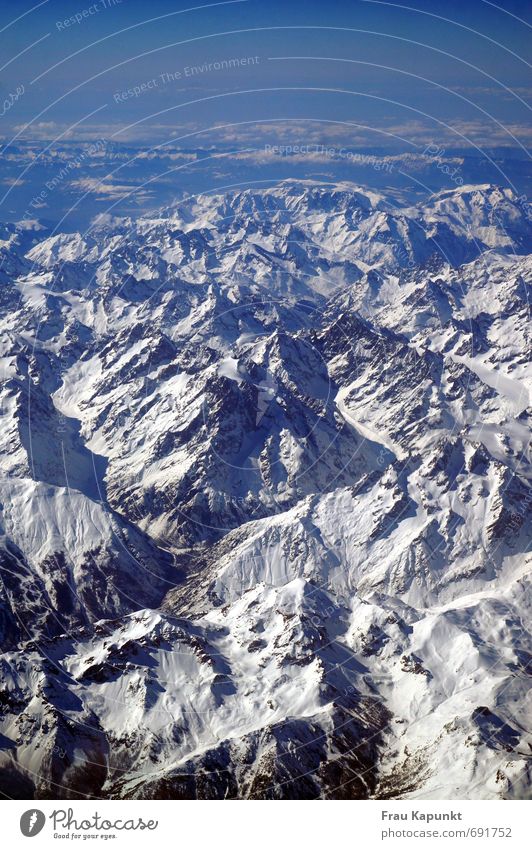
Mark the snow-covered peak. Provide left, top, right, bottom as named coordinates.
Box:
left=0, top=180, right=530, bottom=801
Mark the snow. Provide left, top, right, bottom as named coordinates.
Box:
left=335, top=384, right=407, bottom=461
left=452, top=354, right=529, bottom=414
left=0, top=180, right=530, bottom=801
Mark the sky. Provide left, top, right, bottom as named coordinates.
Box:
left=0, top=0, right=530, bottom=152
left=0, top=0, right=530, bottom=227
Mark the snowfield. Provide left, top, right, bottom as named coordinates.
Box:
left=0, top=180, right=530, bottom=800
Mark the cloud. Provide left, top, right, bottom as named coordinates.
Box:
left=184, top=118, right=532, bottom=150
left=70, top=176, right=154, bottom=203
left=5, top=117, right=531, bottom=158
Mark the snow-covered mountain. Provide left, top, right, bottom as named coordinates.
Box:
left=0, top=180, right=530, bottom=800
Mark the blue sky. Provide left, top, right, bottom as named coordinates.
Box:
left=0, top=0, right=530, bottom=152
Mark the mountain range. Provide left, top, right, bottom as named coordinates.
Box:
left=0, top=179, right=530, bottom=799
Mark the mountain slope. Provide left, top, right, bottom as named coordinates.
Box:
left=0, top=180, right=530, bottom=799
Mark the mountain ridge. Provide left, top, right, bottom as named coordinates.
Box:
left=0, top=179, right=530, bottom=799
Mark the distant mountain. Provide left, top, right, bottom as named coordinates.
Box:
left=0, top=180, right=530, bottom=799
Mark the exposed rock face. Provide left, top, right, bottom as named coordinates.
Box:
left=0, top=181, right=530, bottom=799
